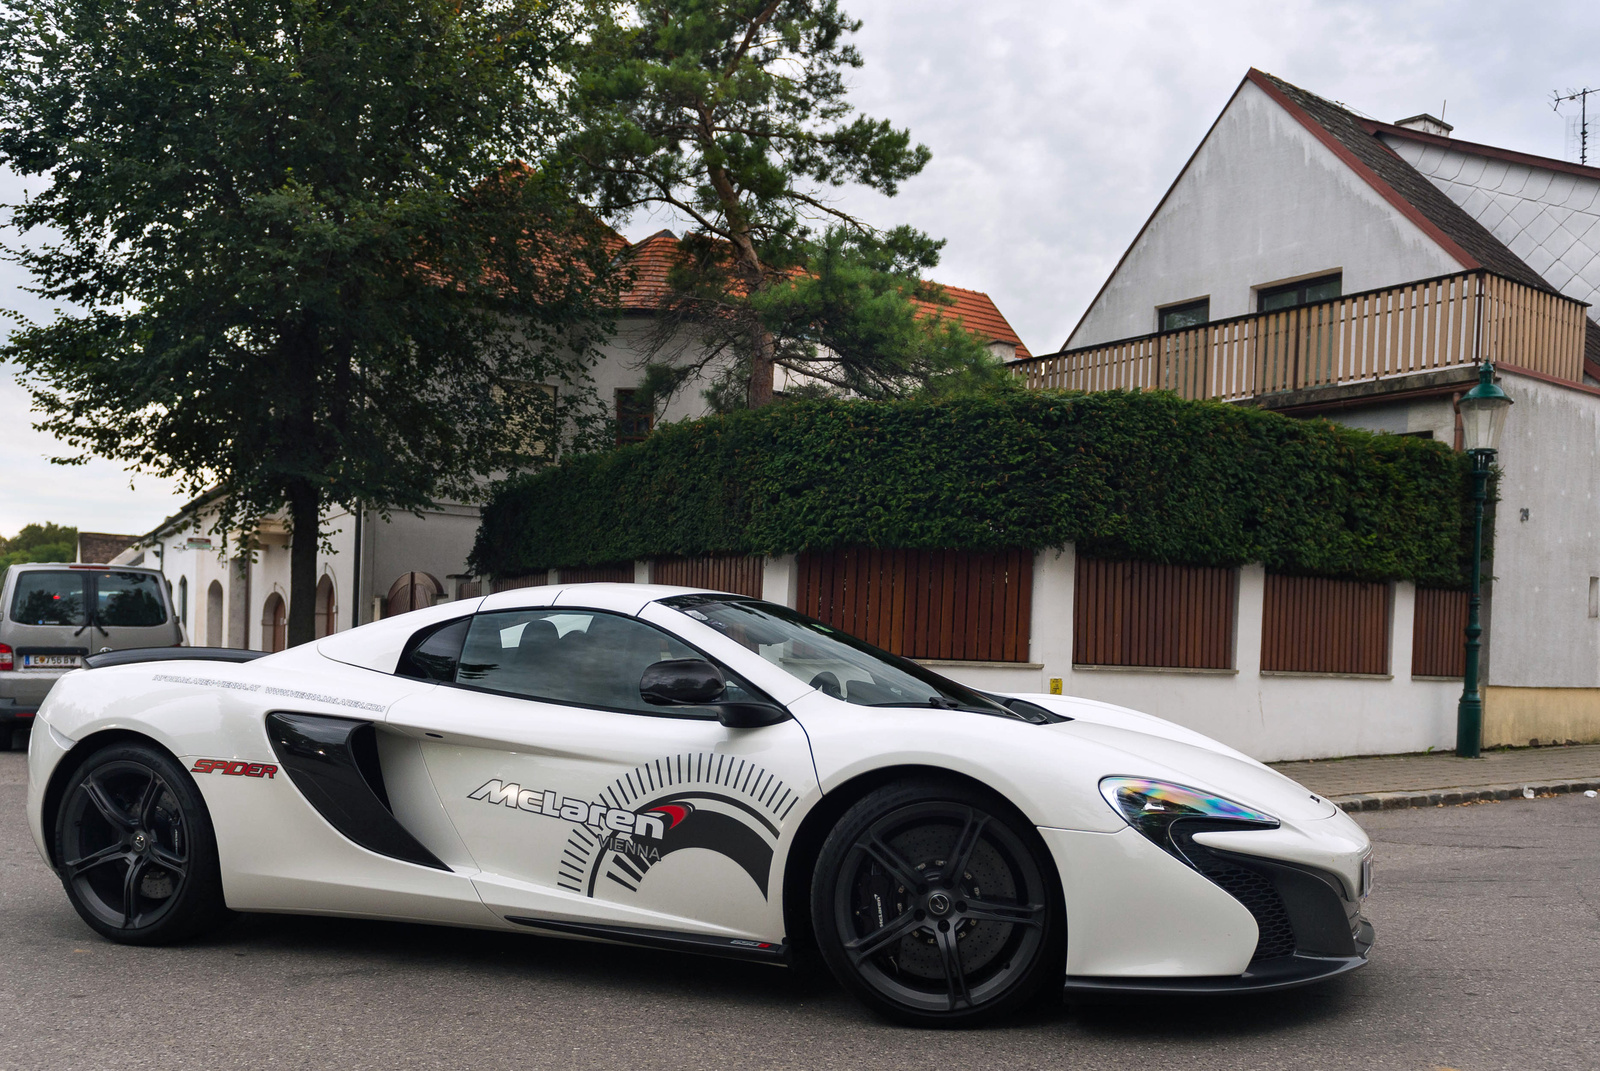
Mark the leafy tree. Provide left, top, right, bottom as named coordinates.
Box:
left=562, top=0, right=1001, bottom=408
left=1, top=0, right=618, bottom=645
left=0, top=521, right=77, bottom=568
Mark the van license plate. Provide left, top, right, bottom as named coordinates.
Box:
left=22, top=654, right=81, bottom=669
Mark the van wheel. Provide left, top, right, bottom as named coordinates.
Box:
left=810, top=779, right=1064, bottom=1027
left=53, top=743, right=228, bottom=944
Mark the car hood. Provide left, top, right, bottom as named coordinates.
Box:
left=1013, top=693, right=1338, bottom=823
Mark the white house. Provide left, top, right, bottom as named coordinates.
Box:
left=116, top=236, right=1031, bottom=654
left=1007, top=68, right=1600, bottom=754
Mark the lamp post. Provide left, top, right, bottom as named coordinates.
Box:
left=1456, top=362, right=1512, bottom=758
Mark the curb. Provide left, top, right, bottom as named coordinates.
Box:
left=1331, top=778, right=1600, bottom=812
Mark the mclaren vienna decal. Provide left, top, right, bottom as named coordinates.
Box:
left=469, top=752, right=799, bottom=901
left=469, top=781, right=669, bottom=839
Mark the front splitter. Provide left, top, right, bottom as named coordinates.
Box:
left=1063, top=919, right=1374, bottom=996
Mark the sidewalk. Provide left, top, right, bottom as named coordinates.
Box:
left=1270, top=744, right=1600, bottom=812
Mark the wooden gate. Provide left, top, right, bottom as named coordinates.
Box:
left=385, top=571, right=442, bottom=617
left=796, top=548, right=1032, bottom=662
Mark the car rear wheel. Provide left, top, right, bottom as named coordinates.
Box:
left=53, top=743, right=228, bottom=944
left=811, top=779, right=1063, bottom=1026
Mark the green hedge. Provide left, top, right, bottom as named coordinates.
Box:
left=471, top=392, right=1479, bottom=587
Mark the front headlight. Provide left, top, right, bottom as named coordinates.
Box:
left=1099, top=777, right=1279, bottom=859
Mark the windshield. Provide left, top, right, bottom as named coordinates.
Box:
left=660, top=594, right=1014, bottom=716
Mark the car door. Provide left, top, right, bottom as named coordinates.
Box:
left=384, top=597, right=818, bottom=946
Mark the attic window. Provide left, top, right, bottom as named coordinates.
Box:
left=1158, top=299, right=1209, bottom=332
left=1258, top=273, right=1342, bottom=313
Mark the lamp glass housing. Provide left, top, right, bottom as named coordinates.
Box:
left=1459, top=365, right=1512, bottom=453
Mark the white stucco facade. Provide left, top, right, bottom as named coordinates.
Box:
left=1065, top=80, right=1463, bottom=350
left=1476, top=371, right=1600, bottom=690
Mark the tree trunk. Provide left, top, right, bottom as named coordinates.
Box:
left=748, top=331, right=776, bottom=407
left=286, top=481, right=321, bottom=647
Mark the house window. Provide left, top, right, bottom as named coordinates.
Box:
left=1158, top=298, right=1209, bottom=332
left=616, top=388, right=654, bottom=445
left=495, top=381, right=557, bottom=461
left=1258, top=273, right=1342, bottom=312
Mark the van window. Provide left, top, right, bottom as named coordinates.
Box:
left=10, top=571, right=87, bottom=626
left=93, top=571, right=168, bottom=627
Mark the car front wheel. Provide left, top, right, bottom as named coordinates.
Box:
left=811, top=779, right=1063, bottom=1026
left=53, top=742, right=228, bottom=944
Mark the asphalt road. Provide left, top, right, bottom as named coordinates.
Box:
left=2, top=749, right=1597, bottom=1071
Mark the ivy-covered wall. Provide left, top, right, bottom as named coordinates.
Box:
left=471, top=392, right=1478, bottom=588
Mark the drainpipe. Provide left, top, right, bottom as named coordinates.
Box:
left=350, top=507, right=363, bottom=630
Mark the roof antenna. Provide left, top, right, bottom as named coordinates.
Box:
left=1553, top=87, right=1598, bottom=165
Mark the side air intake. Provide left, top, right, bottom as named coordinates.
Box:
left=265, top=711, right=449, bottom=871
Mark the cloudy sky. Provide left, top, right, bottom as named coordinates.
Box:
left=4, top=0, right=1599, bottom=537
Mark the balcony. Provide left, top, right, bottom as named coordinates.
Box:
left=1014, top=271, right=1588, bottom=402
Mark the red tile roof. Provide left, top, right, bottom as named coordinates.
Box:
left=614, top=230, right=1030, bottom=357
left=912, top=284, right=1031, bottom=358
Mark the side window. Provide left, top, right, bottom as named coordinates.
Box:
left=1158, top=298, right=1209, bottom=332
left=1258, top=272, right=1342, bottom=313
left=10, top=571, right=87, bottom=626
left=397, top=618, right=471, bottom=682
left=455, top=609, right=748, bottom=714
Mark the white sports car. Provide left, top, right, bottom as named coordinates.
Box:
left=26, top=583, right=1373, bottom=1025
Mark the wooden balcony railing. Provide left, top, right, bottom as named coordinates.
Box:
left=1015, top=271, right=1587, bottom=401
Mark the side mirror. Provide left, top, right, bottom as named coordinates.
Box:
left=715, top=701, right=791, bottom=729
left=640, top=658, right=726, bottom=705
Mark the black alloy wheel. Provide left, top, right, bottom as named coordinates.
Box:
left=53, top=743, right=228, bottom=944
left=812, top=780, right=1063, bottom=1026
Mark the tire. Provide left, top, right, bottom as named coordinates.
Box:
left=52, top=742, right=229, bottom=945
left=810, top=779, right=1064, bottom=1027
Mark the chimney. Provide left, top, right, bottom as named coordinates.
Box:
left=1393, top=113, right=1453, bottom=137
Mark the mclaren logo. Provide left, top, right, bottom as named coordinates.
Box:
left=467, top=780, right=667, bottom=840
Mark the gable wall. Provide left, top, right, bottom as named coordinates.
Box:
left=1067, top=80, right=1464, bottom=349
left=1382, top=137, right=1600, bottom=312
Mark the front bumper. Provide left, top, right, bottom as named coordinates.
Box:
left=1063, top=832, right=1374, bottom=996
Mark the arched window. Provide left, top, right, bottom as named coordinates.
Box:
left=385, top=572, right=443, bottom=618
left=206, top=581, right=224, bottom=647
left=261, top=593, right=287, bottom=652
left=178, top=576, right=189, bottom=628
left=314, top=575, right=338, bottom=638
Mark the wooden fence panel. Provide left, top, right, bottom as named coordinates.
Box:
left=492, top=574, right=547, bottom=593
left=1412, top=588, right=1468, bottom=678
left=561, top=563, right=636, bottom=584
left=1072, top=557, right=1236, bottom=669
left=651, top=555, right=765, bottom=598
left=1261, top=575, right=1390, bottom=674
left=796, top=548, right=1032, bottom=662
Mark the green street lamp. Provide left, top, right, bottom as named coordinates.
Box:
left=1456, top=362, right=1512, bottom=758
